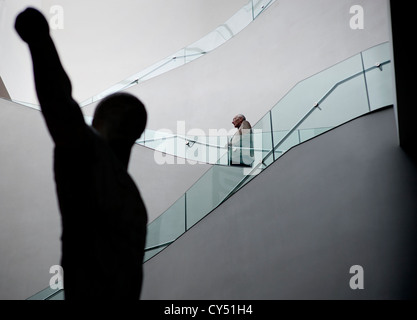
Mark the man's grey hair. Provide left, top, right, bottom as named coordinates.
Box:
left=236, top=114, right=246, bottom=121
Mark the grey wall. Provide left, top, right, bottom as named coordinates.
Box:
left=0, top=76, right=10, bottom=99
left=141, top=107, right=417, bottom=299
left=0, top=98, right=60, bottom=300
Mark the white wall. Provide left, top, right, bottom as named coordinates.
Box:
left=0, top=0, right=247, bottom=104
left=121, top=0, right=390, bottom=133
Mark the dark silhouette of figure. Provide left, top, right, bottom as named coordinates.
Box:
left=15, top=8, right=148, bottom=300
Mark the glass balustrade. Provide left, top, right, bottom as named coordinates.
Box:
left=135, top=127, right=334, bottom=165
left=142, top=42, right=393, bottom=263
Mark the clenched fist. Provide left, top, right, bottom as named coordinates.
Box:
left=15, top=7, right=49, bottom=43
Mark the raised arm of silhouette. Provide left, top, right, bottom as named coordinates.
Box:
left=15, top=8, right=148, bottom=300
left=15, top=8, right=85, bottom=145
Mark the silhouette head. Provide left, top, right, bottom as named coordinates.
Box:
left=232, top=114, right=246, bottom=129
left=92, top=92, right=147, bottom=145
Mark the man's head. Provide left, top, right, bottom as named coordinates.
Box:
left=232, top=114, right=246, bottom=129
left=92, top=92, right=147, bottom=145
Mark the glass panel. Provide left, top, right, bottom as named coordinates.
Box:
left=216, top=136, right=232, bottom=166
left=252, top=112, right=273, bottom=167
left=227, top=1, right=254, bottom=32
left=209, top=135, right=229, bottom=165
left=27, top=286, right=61, bottom=300
left=270, top=78, right=321, bottom=132
left=145, top=195, right=185, bottom=250
left=253, top=0, right=274, bottom=19
left=182, top=134, right=204, bottom=163
left=91, top=79, right=135, bottom=104
left=300, top=72, right=369, bottom=130
left=184, top=48, right=205, bottom=64
left=188, top=29, right=229, bottom=54
left=186, top=165, right=247, bottom=227
left=271, top=53, right=363, bottom=131
left=144, top=245, right=168, bottom=262
left=143, top=129, right=176, bottom=154
left=270, top=53, right=367, bottom=159
left=364, top=63, right=393, bottom=111
left=182, top=0, right=257, bottom=55
left=361, top=43, right=393, bottom=111
left=299, top=127, right=333, bottom=143
left=183, top=134, right=213, bottom=164
left=48, top=290, right=65, bottom=300
left=361, top=43, right=391, bottom=69
left=273, top=130, right=300, bottom=159
left=140, top=54, right=186, bottom=82
left=139, top=130, right=230, bottom=165
left=135, top=128, right=147, bottom=144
